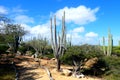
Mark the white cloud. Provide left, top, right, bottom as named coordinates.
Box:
left=67, top=28, right=99, bottom=45
left=72, top=26, right=84, bottom=33
left=14, top=15, right=34, bottom=24
left=55, top=5, right=99, bottom=25
left=67, top=33, right=84, bottom=45
left=12, top=6, right=27, bottom=13
left=21, top=22, right=50, bottom=41
left=0, top=6, right=8, bottom=14
left=85, top=32, right=98, bottom=38
left=67, top=27, right=85, bottom=45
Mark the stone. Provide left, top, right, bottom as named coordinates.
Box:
left=76, top=73, right=85, bottom=78
left=34, top=58, right=39, bottom=62
left=62, top=69, right=72, bottom=76
left=16, top=51, right=21, bottom=55
left=72, top=73, right=85, bottom=78
left=83, top=57, right=98, bottom=69
left=31, top=55, right=35, bottom=58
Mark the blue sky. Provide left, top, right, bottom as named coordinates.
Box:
left=0, top=0, right=120, bottom=45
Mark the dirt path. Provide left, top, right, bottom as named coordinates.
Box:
left=14, top=55, right=102, bottom=80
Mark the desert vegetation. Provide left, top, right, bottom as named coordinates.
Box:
left=0, top=12, right=120, bottom=80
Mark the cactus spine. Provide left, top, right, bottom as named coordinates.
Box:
left=107, top=28, right=113, bottom=56
left=50, top=11, right=66, bottom=71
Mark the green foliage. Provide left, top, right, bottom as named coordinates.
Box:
left=103, top=56, right=120, bottom=80
left=0, top=34, right=6, bottom=44
left=61, top=44, right=103, bottom=65
left=0, top=16, right=27, bottom=53
left=0, top=44, right=8, bottom=54
left=83, top=58, right=109, bottom=76
left=27, top=35, right=48, bottom=54
left=112, top=46, right=120, bottom=56
left=18, top=42, right=35, bottom=54
left=79, top=44, right=103, bottom=59
left=61, top=46, right=84, bottom=65
left=43, top=45, right=53, bottom=54
left=61, top=44, right=108, bottom=77
left=44, top=53, right=54, bottom=59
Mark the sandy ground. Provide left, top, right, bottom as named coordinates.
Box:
left=14, top=55, right=102, bottom=80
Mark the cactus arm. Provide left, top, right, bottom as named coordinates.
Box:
left=54, top=15, right=58, bottom=55
left=50, top=18, right=55, bottom=51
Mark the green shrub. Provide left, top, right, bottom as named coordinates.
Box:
left=18, top=43, right=35, bottom=55
left=83, top=58, right=109, bottom=76
left=112, top=46, right=120, bottom=56
left=60, top=46, right=85, bottom=65
left=61, top=45, right=103, bottom=65
left=44, top=53, right=54, bottom=59
left=103, top=56, right=120, bottom=80
left=0, top=44, right=9, bottom=54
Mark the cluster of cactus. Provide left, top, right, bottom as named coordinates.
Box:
left=50, top=11, right=66, bottom=71
left=102, top=28, right=113, bottom=56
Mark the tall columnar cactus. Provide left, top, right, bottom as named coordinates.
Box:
left=50, top=11, right=66, bottom=71
left=118, top=40, right=120, bottom=46
left=102, top=36, right=106, bottom=55
left=107, top=29, right=113, bottom=56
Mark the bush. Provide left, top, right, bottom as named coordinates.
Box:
left=103, top=56, right=120, bottom=80
left=18, top=43, right=35, bottom=55
left=112, top=46, right=120, bottom=56
left=61, top=46, right=85, bottom=65
left=83, top=58, right=109, bottom=76
left=44, top=53, right=54, bottom=59
left=61, top=44, right=109, bottom=77
left=61, top=45, right=103, bottom=65
left=0, top=44, right=9, bottom=54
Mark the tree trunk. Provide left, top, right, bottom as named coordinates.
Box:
left=56, top=58, right=61, bottom=71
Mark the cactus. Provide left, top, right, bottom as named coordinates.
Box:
left=119, top=40, right=120, bottom=46
left=102, top=36, right=106, bottom=55
left=50, top=11, right=66, bottom=71
left=67, top=35, right=72, bottom=47
left=107, top=28, right=113, bottom=56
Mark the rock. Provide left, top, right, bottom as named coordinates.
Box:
left=16, top=51, right=21, bottom=56
left=31, top=55, right=35, bottom=58
left=76, top=73, right=85, bottom=78
left=83, top=57, right=98, bottom=69
left=62, top=69, right=72, bottom=76
left=72, top=73, right=85, bottom=78
left=34, top=58, right=39, bottom=62
left=48, top=58, right=57, bottom=65
left=34, top=52, right=39, bottom=58
left=51, top=58, right=56, bottom=60
left=26, top=51, right=32, bottom=56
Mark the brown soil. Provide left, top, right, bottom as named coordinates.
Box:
left=1, top=54, right=102, bottom=80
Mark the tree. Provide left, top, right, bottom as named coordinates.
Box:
left=27, top=35, right=48, bottom=56
left=50, top=11, right=66, bottom=71
left=0, top=16, right=27, bottom=53
left=2, top=24, right=26, bottom=53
